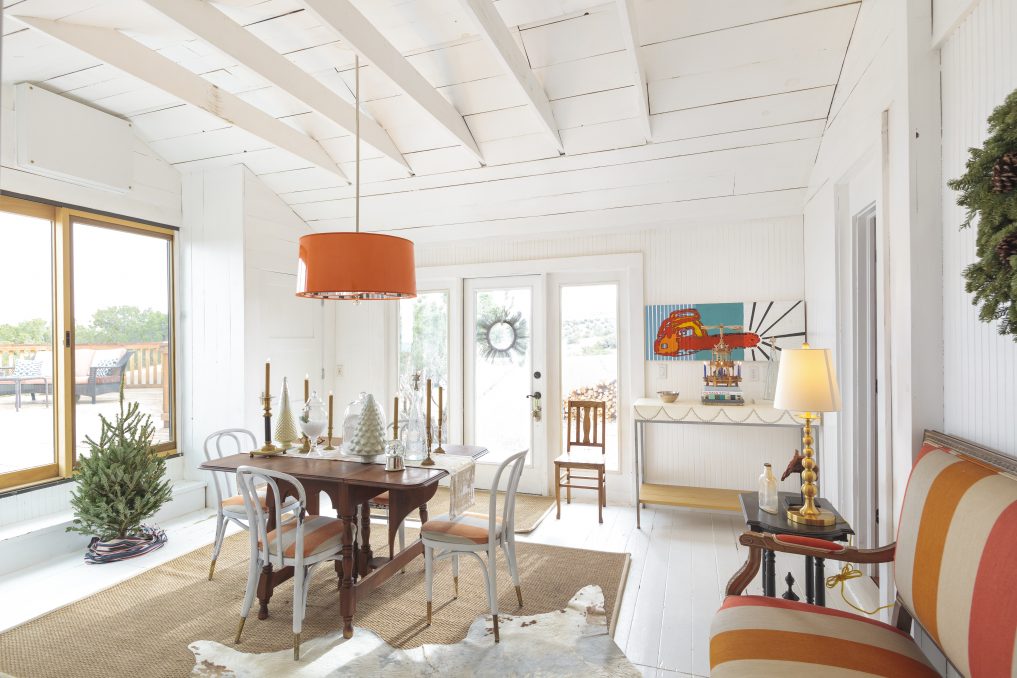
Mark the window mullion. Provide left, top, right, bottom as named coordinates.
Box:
left=54, top=207, right=75, bottom=477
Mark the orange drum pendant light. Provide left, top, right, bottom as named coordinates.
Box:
left=296, top=56, right=416, bottom=301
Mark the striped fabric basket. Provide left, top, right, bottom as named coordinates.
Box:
left=84, top=525, right=167, bottom=564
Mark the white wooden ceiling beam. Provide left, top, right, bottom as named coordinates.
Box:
left=457, top=0, right=563, bottom=154
left=13, top=16, right=350, bottom=183
left=300, top=0, right=484, bottom=165
left=139, top=0, right=411, bottom=175
left=615, top=0, right=652, bottom=143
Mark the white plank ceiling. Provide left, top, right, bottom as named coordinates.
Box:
left=1, top=0, right=860, bottom=241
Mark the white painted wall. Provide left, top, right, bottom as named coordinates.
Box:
left=941, top=0, right=1017, bottom=459
left=179, top=165, right=327, bottom=504
left=0, top=84, right=181, bottom=227
left=335, top=217, right=806, bottom=498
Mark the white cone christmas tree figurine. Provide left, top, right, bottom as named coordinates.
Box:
left=348, top=394, right=385, bottom=457
left=273, top=377, right=300, bottom=450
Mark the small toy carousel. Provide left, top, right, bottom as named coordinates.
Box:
left=701, top=325, right=745, bottom=405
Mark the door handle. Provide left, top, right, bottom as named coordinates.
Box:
left=527, top=391, right=542, bottom=421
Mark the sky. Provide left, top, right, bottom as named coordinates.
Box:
left=1, top=213, right=168, bottom=326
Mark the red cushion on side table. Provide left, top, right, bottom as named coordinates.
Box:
left=772, top=534, right=845, bottom=552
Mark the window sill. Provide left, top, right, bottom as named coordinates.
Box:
left=0, top=452, right=181, bottom=499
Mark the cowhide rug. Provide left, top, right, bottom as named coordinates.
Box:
left=189, top=585, right=638, bottom=677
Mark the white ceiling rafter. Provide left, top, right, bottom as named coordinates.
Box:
left=300, top=0, right=485, bottom=166
left=615, top=0, right=651, bottom=143
left=139, top=0, right=412, bottom=175
left=12, top=15, right=350, bottom=183
left=456, top=0, right=563, bottom=154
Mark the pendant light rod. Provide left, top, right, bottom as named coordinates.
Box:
left=355, top=54, right=360, bottom=234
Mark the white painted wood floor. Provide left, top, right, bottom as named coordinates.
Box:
left=0, top=498, right=852, bottom=677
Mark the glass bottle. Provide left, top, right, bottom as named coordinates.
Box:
left=758, top=463, right=779, bottom=514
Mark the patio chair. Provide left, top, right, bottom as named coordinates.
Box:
left=75, top=348, right=134, bottom=403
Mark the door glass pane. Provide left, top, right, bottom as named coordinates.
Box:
left=561, top=284, right=618, bottom=471
left=398, top=290, right=449, bottom=388
left=0, top=212, right=56, bottom=475
left=72, top=220, right=172, bottom=459
left=473, top=287, right=531, bottom=465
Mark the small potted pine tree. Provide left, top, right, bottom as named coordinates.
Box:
left=67, top=386, right=173, bottom=564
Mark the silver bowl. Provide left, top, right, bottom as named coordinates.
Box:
left=657, top=390, right=679, bottom=403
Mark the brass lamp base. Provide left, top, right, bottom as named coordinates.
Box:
left=786, top=505, right=836, bottom=526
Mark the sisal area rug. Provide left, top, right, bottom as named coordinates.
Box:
left=190, top=585, right=638, bottom=677
left=0, top=529, right=629, bottom=678
left=422, top=488, right=555, bottom=533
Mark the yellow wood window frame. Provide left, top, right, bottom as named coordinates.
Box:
left=0, top=196, right=178, bottom=492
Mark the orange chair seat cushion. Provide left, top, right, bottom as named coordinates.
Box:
left=421, top=512, right=502, bottom=545
left=370, top=492, right=389, bottom=506
left=260, top=515, right=343, bottom=559
left=710, top=596, right=937, bottom=677
left=221, top=486, right=298, bottom=513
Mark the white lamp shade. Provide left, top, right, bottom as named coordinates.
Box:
left=773, top=345, right=842, bottom=413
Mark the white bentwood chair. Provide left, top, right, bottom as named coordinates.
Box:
left=204, top=429, right=300, bottom=580
left=421, top=449, right=527, bottom=643
left=234, top=466, right=345, bottom=661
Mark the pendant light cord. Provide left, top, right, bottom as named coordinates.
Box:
left=355, top=54, right=360, bottom=234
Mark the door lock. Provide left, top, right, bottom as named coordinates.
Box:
left=527, top=391, right=542, bottom=421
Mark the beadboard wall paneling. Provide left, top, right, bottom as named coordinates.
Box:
left=941, top=0, right=1017, bottom=458
left=414, top=218, right=805, bottom=495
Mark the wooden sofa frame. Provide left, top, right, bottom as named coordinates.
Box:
left=724, top=429, right=1017, bottom=639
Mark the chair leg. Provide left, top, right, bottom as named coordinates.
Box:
left=598, top=468, right=604, bottom=524
left=452, top=553, right=459, bottom=599
left=208, top=512, right=228, bottom=580
left=503, top=538, right=522, bottom=607
left=424, top=544, right=434, bottom=625
left=566, top=468, right=572, bottom=504
left=292, top=565, right=305, bottom=661
left=554, top=463, right=561, bottom=519
left=236, top=555, right=260, bottom=643
left=397, top=516, right=407, bottom=573
left=602, top=473, right=607, bottom=508
left=487, top=546, right=500, bottom=643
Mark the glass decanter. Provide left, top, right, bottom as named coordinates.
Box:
left=300, top=391, right=327, bottom=456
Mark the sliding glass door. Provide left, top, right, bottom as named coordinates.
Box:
left=0, top=196, right=177, bottom=491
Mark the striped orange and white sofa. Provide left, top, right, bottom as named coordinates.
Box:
left=711, top=430, right=1017, bottom=677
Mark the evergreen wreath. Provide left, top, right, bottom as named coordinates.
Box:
left=948, top=88, right=1017, bottom=339
left=476, top=307, right=529, bottom=362
left=67, top=384, right=173, bottom=547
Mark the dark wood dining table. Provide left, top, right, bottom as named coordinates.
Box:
left=200, top=445, right=487, bottom=638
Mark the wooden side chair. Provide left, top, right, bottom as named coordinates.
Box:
left=234, top=466, right=345, bottom=661
left=203, top=428, right=299, bottom=580
left=554, top=400, right=608, bottom=523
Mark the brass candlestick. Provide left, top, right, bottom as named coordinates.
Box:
left=435, top=385, right=446, bottom=454
left=258, top=392, right=278, bottom=454
left=421, top=383, right=435, bottom=466
left=324, top=392, right=336, bottom=450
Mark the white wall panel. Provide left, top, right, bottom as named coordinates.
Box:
left=941, top=0, right=1017, bottom=457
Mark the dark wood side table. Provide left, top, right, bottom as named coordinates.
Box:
left=738, top=491, right=854, bottom=606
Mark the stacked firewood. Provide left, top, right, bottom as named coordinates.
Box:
left=562, top=379, right=617, bottom=422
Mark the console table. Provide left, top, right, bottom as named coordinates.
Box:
left=632, top=398, right=812, bottom=528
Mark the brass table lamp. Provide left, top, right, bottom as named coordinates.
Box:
left=773, top=343, right=841, bottom=526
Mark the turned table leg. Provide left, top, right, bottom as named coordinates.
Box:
left=339, top=504, right=357, bottom=639
left=358, top=502, right=373, bottom=576
left=257, top=564, right=273, bottom=620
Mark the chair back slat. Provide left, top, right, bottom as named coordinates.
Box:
left=204, top=428, right=256, bottom=503
left=488, top=450, right=528, bottom=539
left=565, top=400, right=607, bottom=454
left=236, top=466, right=307, bottom=568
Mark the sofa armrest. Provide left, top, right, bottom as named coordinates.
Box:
left=725, top=531, right=896, bottom=596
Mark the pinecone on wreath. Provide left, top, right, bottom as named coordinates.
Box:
left=996, top=230, right=1017, bottom=266
left=992, top=151, right=1017, bottom=193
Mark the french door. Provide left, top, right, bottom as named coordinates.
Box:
left=463, top=276, right=547, bottom=494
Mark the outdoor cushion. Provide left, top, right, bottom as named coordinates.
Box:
left=260, top=515, right=343, bottom=559
left=12, top=359, right=41, bottom=377
left=421, top=512, right=501, bottom=545
left=74, top=349, right=95, bottom=378
left=221, top=486, right=299, bottom=514
left=710, top=596, right=938, bottom=677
